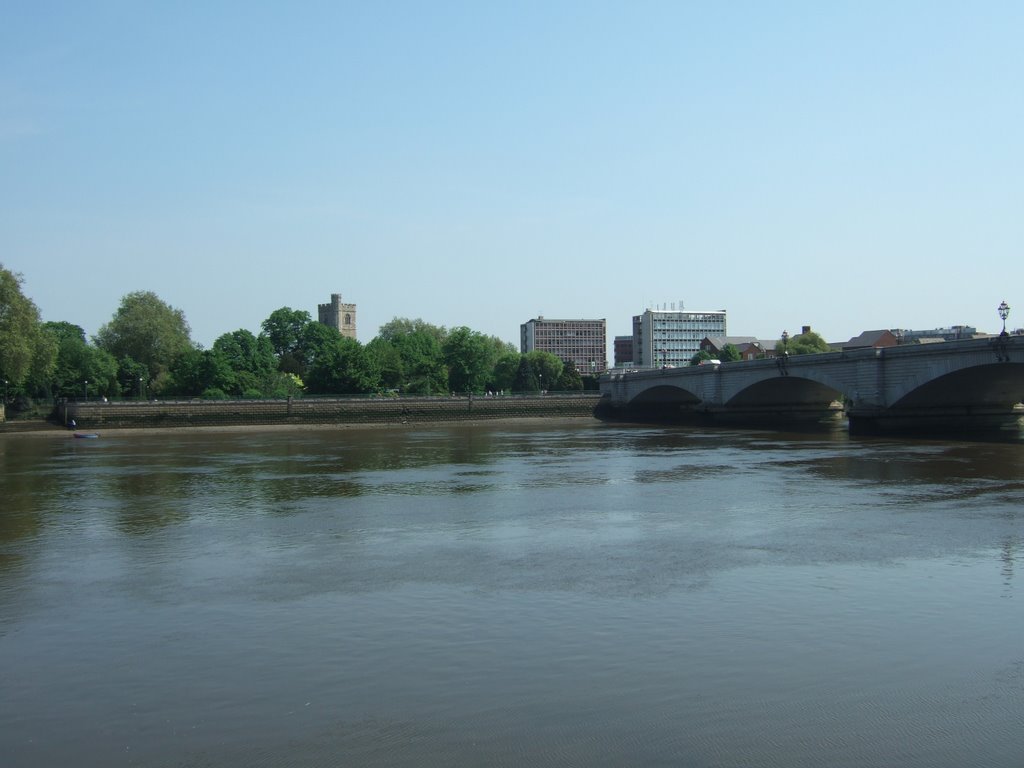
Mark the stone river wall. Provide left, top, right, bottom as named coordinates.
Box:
left=58, top=394, right=602, bottom=430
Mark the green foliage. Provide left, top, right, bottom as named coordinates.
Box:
left=95, top=291, right=193, bottom=390
left=781, top=330, right=831, bottom=355
left=305, top=337, right=381, bottom=394
left=490, top=352, right=521, bottom=392
left=402, top=334, right=449, bottom=394
left=261, top=307, right=312, bottom=360
left=366, top=337, right=404, bottom=390
left=513, top=356, right=540, bottom=393
left=44, top=321, right=118, bottom=398
left=299, top=322, right=343, bottom=375
left=0, top=265, right=57, bottom=396
left=525, top=351, right=563, bottom=390
left=115, top=357, right=148, bottom=398
left=720, top=343, right=742, bottom=362
left=213, top=329, right=277, bottom=379
left=554, top=359, right=584, bottom=391
left=367, top=325, right=449, bottom=394
left=376, top=317, right=446, bottom=344
left=168, top=348, right=236, bottom=397
left=690, top=349, right=713, bottom=366
left=442, top=326, right=502, bottom=393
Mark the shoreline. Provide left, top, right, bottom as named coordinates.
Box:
left=0, top=415, right=604, bottom=438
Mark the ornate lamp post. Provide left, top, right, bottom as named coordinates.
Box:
left=998, top=301, right=1010, bottom=336
left=3, top=379, right=7, bottom=404
left=781, top=330, right=790, bottom=354
left=84, top=380, right=88, bottom=400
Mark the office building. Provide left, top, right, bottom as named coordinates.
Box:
left=633, top=307, right=727, bottom=367
left=520, top=317, right=608, bottom=373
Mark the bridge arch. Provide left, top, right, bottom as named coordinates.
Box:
left=725, top=375, right=843, bottom=408
left=892, top=362, right=1024, bottom=409
left=629, top=384, right=702, bottom=405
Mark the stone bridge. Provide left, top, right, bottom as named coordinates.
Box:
left=599, top=336, right=1024, bottom=433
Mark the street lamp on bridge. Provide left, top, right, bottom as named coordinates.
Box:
left=998, top=300, right=1010, bottom=336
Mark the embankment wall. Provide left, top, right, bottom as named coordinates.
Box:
left=59, top=395, right=602, bottom=429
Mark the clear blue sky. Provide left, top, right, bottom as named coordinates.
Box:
left=2, top=1, right=1022, bottom=353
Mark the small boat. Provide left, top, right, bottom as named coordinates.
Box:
left=73, top=432, right=100, bottom=439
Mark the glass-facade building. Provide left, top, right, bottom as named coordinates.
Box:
left=632, top=309, right=727, bottom=368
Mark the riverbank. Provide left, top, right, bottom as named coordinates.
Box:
left=3, top=394, right=603, bottom=434
left=0, top=415, right=605, bottom=438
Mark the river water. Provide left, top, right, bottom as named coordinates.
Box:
left=2, top=421, right=1023, bottom=767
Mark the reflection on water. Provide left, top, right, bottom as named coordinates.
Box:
left=1, top=422, right=1024, bottom=767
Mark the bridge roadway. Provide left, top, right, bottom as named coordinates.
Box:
left=599, top=335, right=1024, bottom=433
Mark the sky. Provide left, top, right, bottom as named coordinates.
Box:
left=2, top=1, right=1022, bottom=357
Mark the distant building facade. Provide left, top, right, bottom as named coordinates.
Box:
left=893, top=325, right=978, bottom=343
left=521, top=317, right=608, bottom=373
left=318, top=293, right=357, bottom=340
left=842, top=329, right=899, bottom=350
left=700, top=335, right=761, bottom=361
left=613, top=335, right=634, bottom=367
left=633, top=308, right=727, bottom=367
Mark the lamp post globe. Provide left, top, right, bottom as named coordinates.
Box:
left=998, top=301, right=1010, bottom=336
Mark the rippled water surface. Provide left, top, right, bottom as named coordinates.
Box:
left=2, top=422, right=1024, bottom=767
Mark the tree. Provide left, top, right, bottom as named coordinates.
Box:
left=305, top=337, right=381, bottom=394
left=44, top=321, right=118, bottom=398
left=168, top=348, right=236, bottom=397
left=690, top=349, right=713, bottom=366
left=115, top=357, right=149, bottom=398
left=299, top=322, right=344, bottom=377
left=555, top=359, right=584, bottom=391
left=261, top=307, right=313, bottom=372
left=720, top=343, right=742, bottom=362
left=366, top=337, right=404, bottom=390
left=442, top=326, right=502, bottom=393
left=0, top=265, right=57, bottom=397
left=781, top=330, right=831, bottom=356
left=512, top=356, right=540, bottom=393
left=525, top=350, right=563, bottom=390
left=212, top=329, right=278, bottom=396
left=490, top=352, right=521, bottom=392
left=376, top=317, right=446, bottom=344
left=95, top=291, right=193, bottom=390
left=395, top=330, right=448, bottom=394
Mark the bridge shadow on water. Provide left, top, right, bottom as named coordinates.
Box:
left=594, top=403, right=1024, bottom=444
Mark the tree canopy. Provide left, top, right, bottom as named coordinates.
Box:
left=0, top=265, right=57, bottom=396
left=95, top=291, right=193, bottom=390
left=44, top=321, right=118, bottom=398
left=719, top=343, right=742, bottom=362
left=443, top=327, right=507, bottom=393
left=780, top=330, right=831, bottom=355
left=0, top=278, right=604, bottom=404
